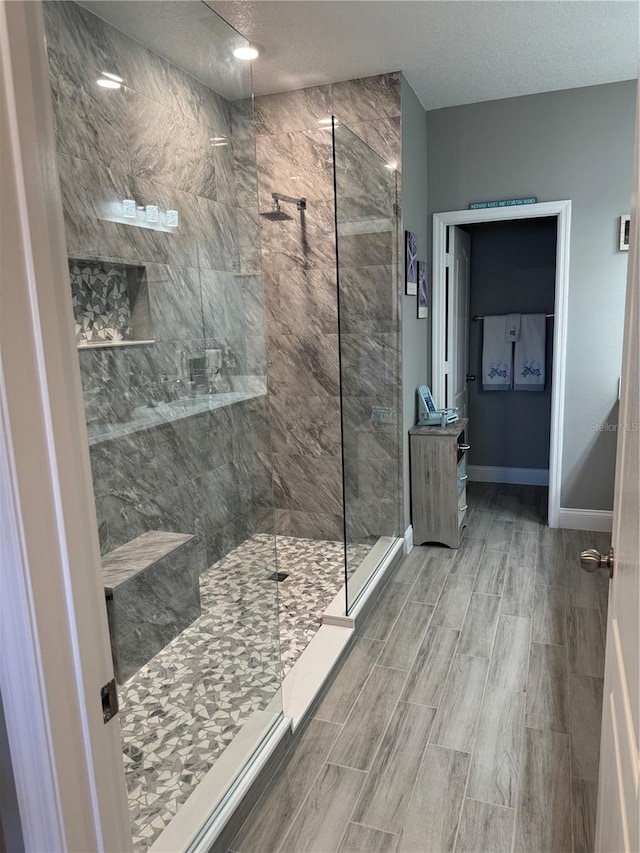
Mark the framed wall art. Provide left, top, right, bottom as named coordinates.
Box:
left=620, top=214, right=630, bottom=251
left=405, top=230, right=418, bottom=294
left=417, top=260, right=428, bottom=318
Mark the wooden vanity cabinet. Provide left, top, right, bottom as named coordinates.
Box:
left=409, top=419, right=469, bottom=548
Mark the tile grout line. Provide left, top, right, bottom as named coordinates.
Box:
left=348, top=819, right=400, bottom=838
left=273, top=720, right=359, bottom=853
left=426, top=540, right=479, bottom=744
left=563, top=531, right=577, bottom=853
left=312, top=636, right=387, bottom=726
left=349, top=536, right=480, bottom=845
left=436, top=534, right=494, bottom=852
left=320, top=562, right=439, bottom=845
left=385, top=695, right=441, bottom=848
left=360, top=580, right=415, bottom=644
left=231, top=715, right=344, bottom=853
left=491, top=498, right=537, bottom=853
left=512, top=550, right=535, bottom=851
left=512, top=518, right=565, bottom=853
left=332, top=647, right=421, bottom=844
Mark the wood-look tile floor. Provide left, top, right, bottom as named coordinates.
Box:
left=228, top=484, right=610, bottom=853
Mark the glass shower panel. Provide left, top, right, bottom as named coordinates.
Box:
left=332, top=119, right=402, bottom=612
left=42, top=1, right=281, bottom=849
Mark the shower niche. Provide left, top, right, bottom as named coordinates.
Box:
left=70, top=258, right=152, bottom=347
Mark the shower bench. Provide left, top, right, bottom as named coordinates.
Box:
left=102, top=530, right=201, bottom=683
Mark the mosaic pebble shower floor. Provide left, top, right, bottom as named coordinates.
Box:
left=119, top=534, right=370, bottom=849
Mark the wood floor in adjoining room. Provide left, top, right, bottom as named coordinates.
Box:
left=228, top=483, right=610, bottom=853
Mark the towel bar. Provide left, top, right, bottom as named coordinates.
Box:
left=473, top=313, right=554, bottom=321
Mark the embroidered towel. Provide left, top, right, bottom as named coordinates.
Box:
left=504, top=313, right=521, bottom=342
left=514, top=313, right=546, bottom=390
left=482, top=315, right=512, bottom=390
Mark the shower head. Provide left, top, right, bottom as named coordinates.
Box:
left=259, top=192, right=307, bottom=221
left=260, top=197, right=293, bottom=221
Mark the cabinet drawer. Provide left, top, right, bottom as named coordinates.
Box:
left=458, top=488, right=468, bottom=527
left=457, top=456, right=468, bottom=497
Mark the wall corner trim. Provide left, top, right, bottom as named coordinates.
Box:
left=557, top=508, right=613, bottom=532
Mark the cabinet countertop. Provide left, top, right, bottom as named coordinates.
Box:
left=409, top=418, right=468, bottom=437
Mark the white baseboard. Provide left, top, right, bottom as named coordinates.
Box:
left=404, top=525, right=414, bottom=554
left=558, top=508, right=613, bottom=533
left=467, top=465, right=549, bottom=486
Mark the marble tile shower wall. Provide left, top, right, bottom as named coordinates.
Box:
left=254, top=74, right=403, bottom=542
left=336, top=145, right=402, bottom=547
left=44, top=1, right=272, bottom=562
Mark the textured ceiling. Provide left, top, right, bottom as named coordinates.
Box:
left=81, top=1, right=639, bottom=108
left=210, top=0, right=639, bottom=108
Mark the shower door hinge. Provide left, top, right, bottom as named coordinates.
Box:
left=392, top=202, right=400, bottom=216
left=101, top=678, right=119, bottom=723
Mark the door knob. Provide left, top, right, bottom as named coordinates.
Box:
left=466, top=374, right=476, bottom=381
left=580, top=547, right=614, bottom=579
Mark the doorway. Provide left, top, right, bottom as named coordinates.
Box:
left=432, top=201, right=571, bottom=528
left=462, top=218, right=556, bottom=492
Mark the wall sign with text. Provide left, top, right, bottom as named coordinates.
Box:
left=469, top=197, right=538, bottom=210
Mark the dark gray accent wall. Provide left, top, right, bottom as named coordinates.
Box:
left=465, top=218, right=556, bottom=471
left=400, top=76, right=429, bottom=531
left=427, top=81, right=635, bottom=511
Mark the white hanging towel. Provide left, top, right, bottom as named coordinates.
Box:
left=514, top=313, right=546, bottom=390
left=482, top=315, right=512, bottom=390
left=504, top=313, right=521, bottom=342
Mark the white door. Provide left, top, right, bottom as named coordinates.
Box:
left=448, top=226, right=471, bottom=416
left=1, top=2, right=131, bottom=849
left=593, top=89, right=639, bottom=853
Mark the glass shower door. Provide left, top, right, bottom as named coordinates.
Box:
left=42, top=1, right=282, bottom=848
left=332, top=119, right=403, bottom=612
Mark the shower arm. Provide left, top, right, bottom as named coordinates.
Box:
left=272, top=192, right=307, bottom=211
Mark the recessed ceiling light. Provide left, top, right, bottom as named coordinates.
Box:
left=97, top=77, right=121, bottom=89
left=233, top=43, right=261, bottom=61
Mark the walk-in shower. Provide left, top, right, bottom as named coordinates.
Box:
left=43, top=1, right=402, bottom=847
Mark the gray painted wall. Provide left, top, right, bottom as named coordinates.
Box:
left=427, top=81, right=636, bottom=510
left=401, top=76, right=429, bottom=530
left=465, top=218, right=556, bottom=471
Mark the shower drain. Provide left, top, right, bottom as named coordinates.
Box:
left=268, top=571, right=289, bottom=582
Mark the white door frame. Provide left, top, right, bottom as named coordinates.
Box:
left=432, top=200, right=572, bottom=528
left=0, top=1, right=131, bottom=849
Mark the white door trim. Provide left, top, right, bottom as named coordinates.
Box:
left=432, top=200, right=572, bottom=528
left=0, top=2, right=131, bottom=849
